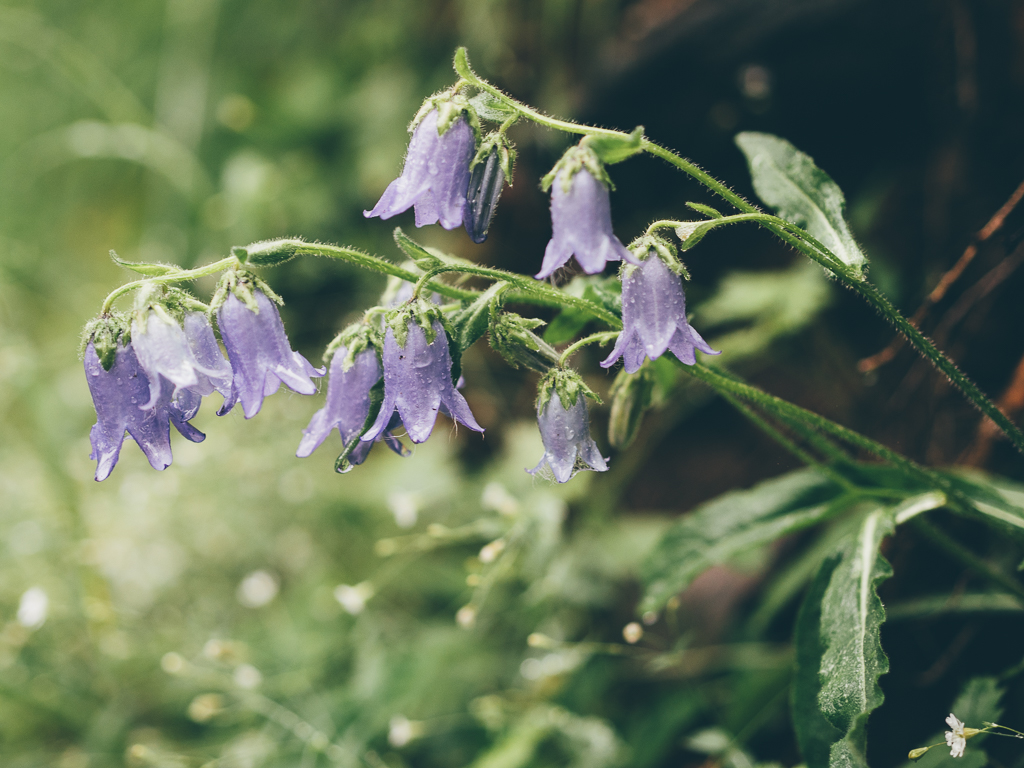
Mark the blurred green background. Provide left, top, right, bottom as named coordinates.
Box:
left=3, top=0, right=1024, bottom=766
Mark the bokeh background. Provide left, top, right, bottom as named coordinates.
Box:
left=3, top=0, right=1024, bottom=766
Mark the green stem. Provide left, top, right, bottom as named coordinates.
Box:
left=720, top=391, right=859, bottom=493
left=412, top=265, right=462, bottom=299
left=453, top=48, right=630, bottom=140
left=101, top=255, right=238, bottom=313
left=681, top=361, right=977, bottom=513
left=558, top=331, right=619, bottom=367
left=911, top=518, right=1024, bottom=603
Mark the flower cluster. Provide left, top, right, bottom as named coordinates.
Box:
left=83, top=78, right=720, bottom=487
left=83, top=272, right=323, bottom=481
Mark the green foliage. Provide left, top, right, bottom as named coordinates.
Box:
left=735, top=132, right=868, bottom=278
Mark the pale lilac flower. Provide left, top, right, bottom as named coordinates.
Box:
left=362, top=318, right=483, bottom=445
left=601, top=251, right=719, bottom=373
left=528, top=391, right=607, bottom=484
left=132, top=310, right=232, bottom=407
left=296, top=345, right=407, bottom=464
left=364, top=109, right=475, bottom=230
left=536, top=167, right=636, bottom=279
left=85, top=341, right=205, bottom=481
left=216, top=290, right=324, bottom=419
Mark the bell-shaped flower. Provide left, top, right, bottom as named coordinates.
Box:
left=536, top=146, right=638, bottom=279
left=364, top=108, right=476, bottom=231
left=215, top=278, right=324, bottom=419
left=528, top=370, right=607, bottom=483
left=601, top=249, right=719, bottom=374
left=297, top=342, right=408, bottom=465
left=85, top=340, right=205, bottom=481
left=132, top=308, right=232, bottom=408
left=362, top=302, right=483, bottom=445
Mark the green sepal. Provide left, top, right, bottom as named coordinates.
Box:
left=470, top=131, right=516, bottom=183
left=386, top=297, right=444, bottom=348
left=607, top=364, right=654, bottom=450
left=209, top=268, right=283, bottom=315
left=323, top=322, right=380, bottom=371
left=540, top=144, right=612, bottom=193
left=536, top=367, right=600, bottom=414
left=490, top=308, right=559, bottom=373
left=411, top=90, right=482, bottom=141
left=235, top=238, right=305, bottom=267
left=80, top=311, right=131, bottom=371
left=581, top=125, right=644, bottom=165
left=450, top=282, right=506, bottom=360
left=109, top=249, right=179, bottom=277
left=625, top=235, right=690, bottom=279
left=685, top=202, right=724, bottom=219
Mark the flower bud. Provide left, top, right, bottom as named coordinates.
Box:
left=607, top=365, right=654, bottom=450
left=489, top=312, right=560, bottom=373
left=465, top=133, right=514, bottom=244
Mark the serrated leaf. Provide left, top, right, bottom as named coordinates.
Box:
left=109, top=250, right=179, bottom=276
left=817, top=508, right=893, bottom=767
left=735, top=132, right=867, bottom=278
left=639, top=469, right=846, bottom=614
left=793, top=552, right=844, bottom=768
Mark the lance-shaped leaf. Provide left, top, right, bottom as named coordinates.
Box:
left=816, top=508, right=894, bottom=768
left=639, top=469, right=847, bottom=614
left=109, top=250, right=179, bottom=276
left=735, top=132, right=867, bottom=278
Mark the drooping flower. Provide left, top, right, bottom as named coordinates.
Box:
left=536, top=146, right=637, bottom=279
left=84, top=340, right=205, bottom=481
left=601, top=247, right=719, bottom=374
left=362, top=301, right=483, bottom=445
left=364, top=108, right=476, bottom=231
left=214, top=274, right=324, bottom=419
left=528, top=370, right=607, bottom=483
left=132, top=308, right=232, bottom=408
left=296, top=342, right=408, bottom=465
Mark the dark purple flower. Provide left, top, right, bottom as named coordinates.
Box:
left=85, top=340, right=205, bottom=482
left=132, top=310, right=232, bottom=408
left=536, top=166, right=637, bottom=279
left=296, top=345, right=407, bottom=464
left=464, top=145, right=505, bottom=244
left=528, top=390, right=607, bottom=484
left=364, top=109, right=476, bottom=231
left=362, top=317, right=483, bottom=445
left=216, top=289, right=324, bottom=419
left=601, top=252, right=719, bottom=374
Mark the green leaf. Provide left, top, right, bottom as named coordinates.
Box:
left=468, top=91, right=518, bottom=122
left=109, top=249, right=179, bottom=276
left=582, top=126, right=644, bottom=165
left=735, top=132, right=867, bottom=278
left=451, top=282, right=504, bottom=357
left=817, top=509, right=893, bottom=767
left=793, top=552, right=844, bottom=768
left=686, top=202, right=724, bottom=218
left=542, top=307, right=590, bottom=345
left=940, top=469, right=1024, bottom=538
left=639, top=469, right=847, bottom=614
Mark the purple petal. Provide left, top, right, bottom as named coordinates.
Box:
left=297, top=347, right=381, bottom=458
left=528, top=393, right=607, bottom=484
left=217, top=290, right=324, bottom=419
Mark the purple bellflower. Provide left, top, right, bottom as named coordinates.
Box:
left=85, top=340, right=205, bottom=482
left=528, top=371, right=607, bottom=484
left=215, top=280, right=324, bottom=419
left=363, top=303, right=483, bottom=445
left=132, top=309, right=233, bottom=408
left=297, top=343, right=408, bottom=465
left=364, top=108, right=476, bottom=231
left=601, top=248, right=719, bottom=374
left=536, top=146, right=638, bottom=279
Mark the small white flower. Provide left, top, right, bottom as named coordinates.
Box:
left=946, top=713, right=967, bottom=758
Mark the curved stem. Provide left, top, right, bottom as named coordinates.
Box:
left=412, top=265, right=461, bottom=299
left=558, top=331, right=619, bottom=367
left=101, top=256, right=238, bottom=313
left=453, top=48, right=630, bottom=140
